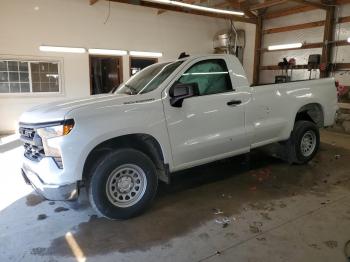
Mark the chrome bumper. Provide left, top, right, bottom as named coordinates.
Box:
left=21, top=165, right=78, bottom=201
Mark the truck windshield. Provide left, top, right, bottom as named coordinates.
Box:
left=114, top=61, right=183, bottom=95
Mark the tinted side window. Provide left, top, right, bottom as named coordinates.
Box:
left=178, top=59, right=232, bottom=96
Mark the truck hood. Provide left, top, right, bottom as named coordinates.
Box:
left=19, top=94, right=129, bottom=124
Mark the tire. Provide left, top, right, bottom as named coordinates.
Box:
left=88, top=148, right=158, bottom=220
left=286, top=120, right=320, bottom=164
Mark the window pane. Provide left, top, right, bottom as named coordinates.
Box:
left=39, top=63, right=49, bottom=72
left=9, top=72, right=19, bottom=82
left=178, top=59, right=232, bottom=96
left=20, top=72, right=29, bottom=82
left=32, top=82, right=41, bottom=92
left=8, top=61, right=19, bottom=71
left=41, top=82, right=49, bottom=92
left=10, top=83, right=20, bottom=93
left=0, top=83, right=9, bottom=93
left=50, top=81, right=59, bottom=92
left=31, top=63, right=39, bottom=72
left=0, top=61, right=8, bottom=71
left=31, top=72, right=39, bottom=82
left=49, top=63, right=58, bottom=73
left=0, top=72, right=8, bottom=82
left=40, top=72, right=49, bottom=82
left=20, top=83, right=30, bottom=93
left=19, top=62, right=28, bottom=72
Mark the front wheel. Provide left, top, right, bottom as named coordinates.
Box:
left=88, top=148, right=158, bottom=219
left=286, top=120, right=320, bottom=164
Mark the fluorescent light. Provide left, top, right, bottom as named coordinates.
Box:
left=144, top=0, right=244, bottom=16
left=39, top=45, right=86, bottom=53
left=129, top=51, right=163, bottom=58
left=347, top=37, right=350, bottom=43
left=268, top=43, right=302, bottom=51
left=88, top=48, right=127, bottom=55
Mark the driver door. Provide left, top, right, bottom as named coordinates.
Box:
left=162, top=57, right=249, bottom=170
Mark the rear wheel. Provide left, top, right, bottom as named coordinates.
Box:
left=286, top=120, right=320, bottom=164
left=88, top=148, right=158, bottom=219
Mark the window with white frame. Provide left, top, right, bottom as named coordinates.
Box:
left=0, top=60, right=61, bottom=94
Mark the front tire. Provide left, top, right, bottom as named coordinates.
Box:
left=286, top=120, right=320, bottom=164
left=88, top=148, right=158, bottom=219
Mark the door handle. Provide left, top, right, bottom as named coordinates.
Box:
left=227, top=100, right=242, bottom=106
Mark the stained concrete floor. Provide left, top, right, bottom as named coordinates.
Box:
left=0, top=130, right=350, bottom=262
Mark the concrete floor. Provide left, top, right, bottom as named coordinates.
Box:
left=0, top=130, right=350, bottom=262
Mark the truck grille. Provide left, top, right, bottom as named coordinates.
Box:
left=23, top=143, right=45, bottom=162
left=19, top=126, right=45, bottom=162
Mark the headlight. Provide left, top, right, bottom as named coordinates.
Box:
left=36, top=120, right=74, bottom=168
left=37, top=120, right=74, bottom=139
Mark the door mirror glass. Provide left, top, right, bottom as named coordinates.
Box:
left=169, top=82, right=199, bottom=107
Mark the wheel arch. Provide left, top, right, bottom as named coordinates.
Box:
left=82, top=133, right=170, bottom=185
left=295, top=103, right=324, bottom=128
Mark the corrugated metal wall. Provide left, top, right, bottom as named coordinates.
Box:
left=260, top=5, right=350, bottom=85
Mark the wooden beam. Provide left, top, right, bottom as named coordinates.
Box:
left=90, top=0, right=99, bottom=5
left=335, top=39, right=349, bottom=46
left=261, top=63, right=350, bottom=70
left=336, top=63, right=350, bottom=69
left=263, top=20, right=325, bottom=34
left=264, top=0, right=350, bottom=19
left=339, top=15, right=350, bottom=23
left=288, top=0, right=328, bottom=10
left=262, top=15, right=350, bottom=34
left=250, top=0, right=287, bottom=11
left=253, top=16, right=263, bottom=85
left=263, top=5, right=316, bottom=19
left=321, top=6, right=335, bottom=77
left=237, top=1, right=257, bottom=18
left=214, top=1, right=241, bottom=9
left=260, top=64, right=309, bottom=70
left=109, top=0, right=256, bottom=23
left=335, top=0, right=350, bottom=4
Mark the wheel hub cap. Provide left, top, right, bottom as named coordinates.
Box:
left=106, top=164, right=147, bottom=208
left=300, top=130, right=316, bottom=157
left=118, top=177, right=133, bottom=193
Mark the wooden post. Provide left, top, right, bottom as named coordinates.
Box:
left=321, top=5, right=335, bottom=78
left=253, top=15, right=263, bottom=85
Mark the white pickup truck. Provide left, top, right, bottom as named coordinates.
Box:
left=19, top=54, right=337, bottom=219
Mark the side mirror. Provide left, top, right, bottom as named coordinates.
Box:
left=169, top=82, right=199, bottom=107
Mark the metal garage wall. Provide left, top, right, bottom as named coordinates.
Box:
left=259, top=8, right=340, bottom=84
left=333, top=5, right=350, bottom=86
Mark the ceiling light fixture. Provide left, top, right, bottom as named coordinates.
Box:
left=267, top=43, right=302, bottom=51
left=129, top=51, right=163, bottom=57
left=347, top=37, right=350, bottom=43
left=144, top=0, right=244, bottom=16
left=39, top=45, right=86, bottom=53
left=88, top=48, right=127, bottom=55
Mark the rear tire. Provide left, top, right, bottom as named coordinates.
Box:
left=88, top=148, right=158, bottom=219
left=286, top=120, right=320, bottom=164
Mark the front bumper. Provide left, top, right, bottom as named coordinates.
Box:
left=21, top=164, right=78, bottom=201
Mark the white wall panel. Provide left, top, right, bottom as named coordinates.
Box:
left=334, top=22, right=350, bottom=41
left=263, top=28, right=324, bottom=47
left=263, top=10, right=325, bottom=29
left=336, top=4, right=350, bottom=17
left=0, top=0, right=243, bottom=132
